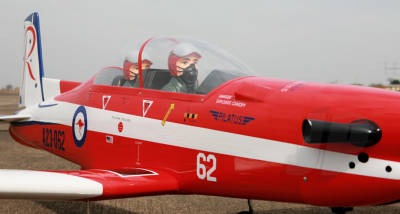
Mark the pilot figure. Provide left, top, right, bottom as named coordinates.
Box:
left=112, top=51, right=152, bottom=87
left=161, top=43, right=201, bottom=93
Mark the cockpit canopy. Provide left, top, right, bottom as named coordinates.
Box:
left=94, top=37, right=255, bottom=94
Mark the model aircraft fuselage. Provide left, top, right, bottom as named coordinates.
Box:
left=2, top=12, right=400, bottom=213
left=10, top=73, right=400, bottom=206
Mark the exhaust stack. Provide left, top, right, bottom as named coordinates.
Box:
left=302, top=119, right=382, bottom=147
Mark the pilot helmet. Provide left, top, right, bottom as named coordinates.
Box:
left=123, top=50, right=152, bottom=80
left=168, top=43, right=201, bottom=76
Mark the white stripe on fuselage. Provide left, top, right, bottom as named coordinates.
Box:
left=21, top=100, right=400, bottom=180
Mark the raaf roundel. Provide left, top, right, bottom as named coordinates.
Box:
left=0, top=12, right=399, bottom=214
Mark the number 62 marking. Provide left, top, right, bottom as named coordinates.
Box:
left=196, top=153, right=217, bottom=182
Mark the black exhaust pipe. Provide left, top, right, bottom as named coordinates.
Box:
left=302, top=119, right=382, bottom=147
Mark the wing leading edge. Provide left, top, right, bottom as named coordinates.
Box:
left=0, top=169, right=178, bottom=200
left=0, top=115, right=30, bottom=123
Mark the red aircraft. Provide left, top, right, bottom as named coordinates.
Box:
left=0, top=12, right=398, bottom=214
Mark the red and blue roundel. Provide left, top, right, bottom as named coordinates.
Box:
left=72, top=106, right=87, bottom=147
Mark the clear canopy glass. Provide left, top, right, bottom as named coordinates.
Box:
left=138, top=37, right=255, bottom=94
left=93, top=37, right=255, bottom=94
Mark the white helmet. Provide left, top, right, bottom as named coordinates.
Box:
left=171, top=43, right=201, bottom=58
left=125, top=50, right=151, bottom=64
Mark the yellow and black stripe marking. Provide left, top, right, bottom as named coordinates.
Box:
left=184, top=113, right=198, bottom=122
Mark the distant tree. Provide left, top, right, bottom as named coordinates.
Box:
left=5, top=84, right=13, bottom=91
left=390, top=79, right=400, bottom=85
left=351, top=83, right=363, bottom=86
left=369, top=83, right=385, bottom=88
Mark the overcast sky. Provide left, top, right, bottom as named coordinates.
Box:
left=1, top=0, right=400, bottom=88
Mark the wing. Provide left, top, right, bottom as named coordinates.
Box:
left=0, top=169, right=178, bottom=200
left=0, top=115, right=30, bottom=123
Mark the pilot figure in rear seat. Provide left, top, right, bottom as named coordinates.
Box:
left=161, top=43, right=201, bottom=94
left=112, top=51, right=152, bottom=87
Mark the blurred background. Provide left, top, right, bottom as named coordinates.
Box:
left=1, top=0, right=400, bottom=92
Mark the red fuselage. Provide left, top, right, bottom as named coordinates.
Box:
left=9, top=76, right=400, bottom=207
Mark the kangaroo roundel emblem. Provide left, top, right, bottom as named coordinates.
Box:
left=72, top=106, right=87, bottom=147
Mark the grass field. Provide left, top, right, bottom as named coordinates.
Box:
left=1, top=93, right=400, bottom=214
